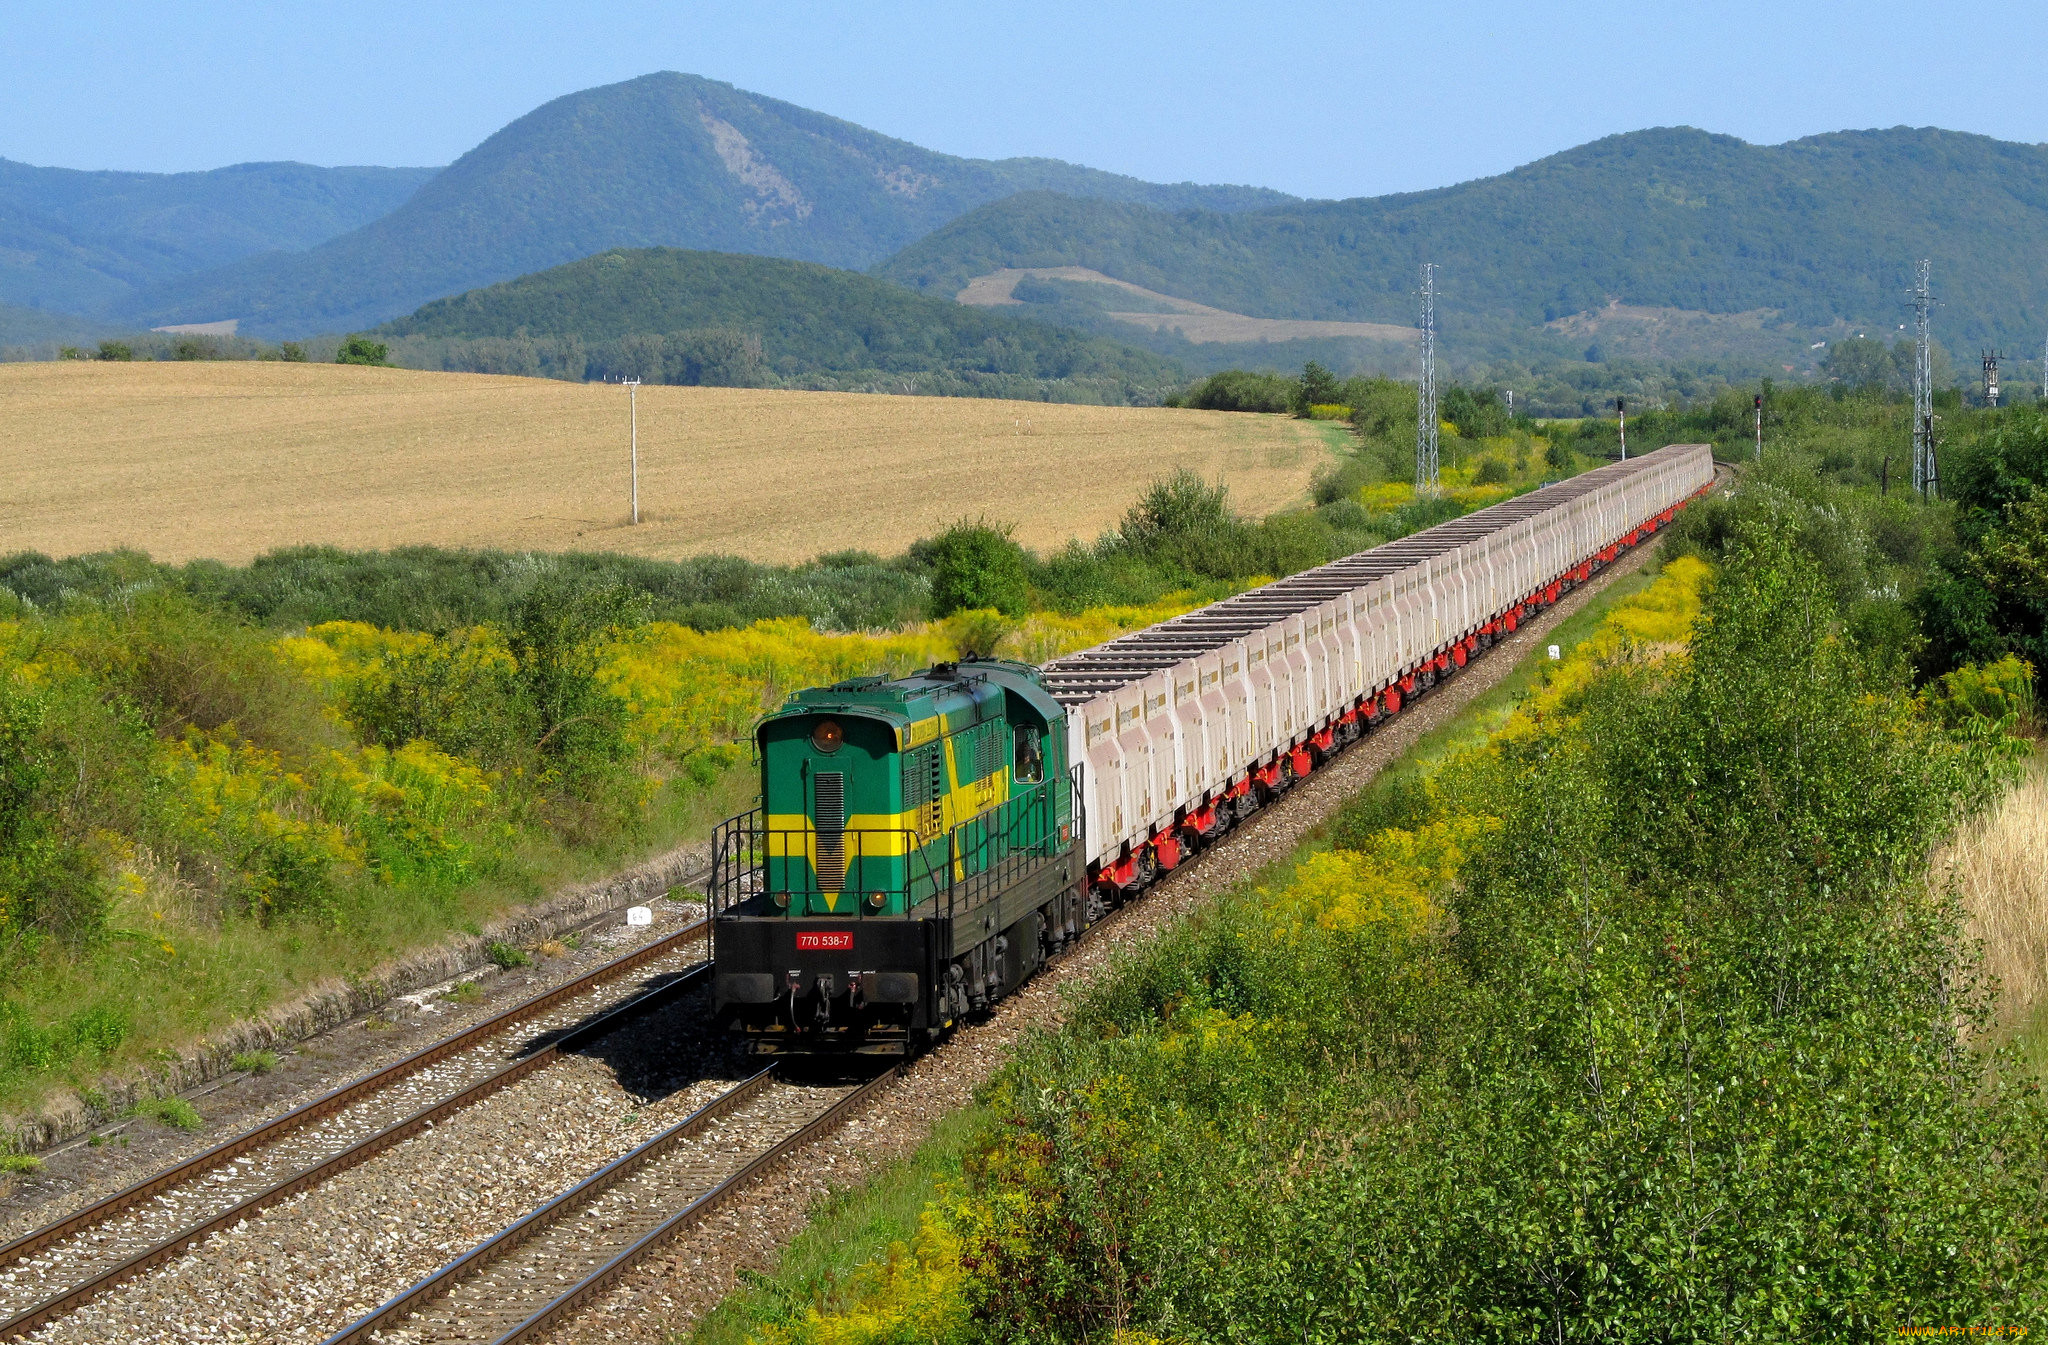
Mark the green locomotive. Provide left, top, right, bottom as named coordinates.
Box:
left=709, top=658, right=1083, bottom=1054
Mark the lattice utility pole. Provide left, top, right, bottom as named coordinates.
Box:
left=1911, top=260, right=1933, bottom=497
left=1415, top=263, right=1439, bottom=496
left=1982, top=349, right=2002, bottom=407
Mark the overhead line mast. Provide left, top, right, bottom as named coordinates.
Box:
left=1416, top=262, right=1439, bottom=497
left=1911, top=260, right=1933, bottom=499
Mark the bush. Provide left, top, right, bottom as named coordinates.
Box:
left=97, top=341, right=133, bottom=362
left=1175, top=369, right=1297, bottom=413
left=921, top=522, right=1029, bottom=619
left=486, top=941, right=531, bottom=970
left=231, top=1050, right=279, bottom=1074
left=130, top=1095, right=203, bottom=1130
left=335, top=335, right=391, bottom=367
left=0, top=684, right=111, bottom=946
left=1931, top=655, right=2036, bottom=734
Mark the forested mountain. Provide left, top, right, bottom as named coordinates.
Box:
left=376, top=247, right=1184, bottom=403
left=877, top=127, right=2048, bottom=367
left=115, top=72, right=1294, bottom=337
left=0, top=160, right=435, bottom=315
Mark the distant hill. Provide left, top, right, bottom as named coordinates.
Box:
left=0, top=160, right=435, bottom=315
left=376, top=247, right=1185, bottom=403
left=876, top=127, right=2048, bottom=371
left=0, top=298, right=114, bottom=346
left=115, top=72, right=1296, bottom=338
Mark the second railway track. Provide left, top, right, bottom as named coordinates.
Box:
left=321, top=1065, right=885, bottom=1345
left=0, top=915, right=715, bottom=1343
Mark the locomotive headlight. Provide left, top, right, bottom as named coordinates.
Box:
left=773, top=891, right=790, bottom=909
left=811, top=719, right=844, bottom=753
left=865, top=891, right=886, bottom=910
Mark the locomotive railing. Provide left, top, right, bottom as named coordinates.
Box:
left=708, top=772, right=1078, bottom=922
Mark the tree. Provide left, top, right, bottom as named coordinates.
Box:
left=336, top=335, right=391, bottom=367
left=96, top=341, right=133, bottom=362
left=278, top=342, right=307, bottom=362
left=1295, top=361, right=1340, bottom=413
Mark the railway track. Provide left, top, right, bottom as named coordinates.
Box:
left=0, top=916, right=714, bottom=1343
left=320, top=1064, right=888, bottom=1345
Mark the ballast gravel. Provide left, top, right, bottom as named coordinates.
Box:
left=0, top=895, right=707, bottom=1249
left=15, top=989, right=750, bottom=1345
left=545, top=539, right=1672, bottom=1344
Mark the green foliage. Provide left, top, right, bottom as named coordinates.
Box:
left=503, top=573, right=638, bottom=802
left=375, top=248, right=1183, bottom=404
left=276, top=341, right=307, bottom=362
left=0, top=543, right=930, bottom=636
left=335, top=335, right=390, bottom=366
left=1294, top=360, right=1339, bottom=412
left=0, top=683, right=111, bottom=947
left=920, top=523, right=1029, bottom=619
left=932, top=528, right=2046, bottom=1341
left=485, top=941, right=531, bottom=970
left=129, top=1095, right=203, bottom=1131
left=1169, top=367, right=1295, bottom=412
left=879, top=126, right=2048, bottom=371
left=230, top=1049, right=279, bottom=1074
left=0, top=1153, right=41, bottom=1174
left=1931, top=655, right=2037, bottom=736
left=96, top=340, right=132, bottom=361
left=944, top=609, right=1015, bottom=659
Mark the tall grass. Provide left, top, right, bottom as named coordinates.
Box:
left=1950, top=754, right=2048, bottom=1034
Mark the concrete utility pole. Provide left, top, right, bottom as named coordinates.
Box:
left=1415, top=263, right=1439, bottom=496
left=619, top=377, right=642, bottom=524
left=1616, top=396, right=1627, bottom=460
left=1911, top=260, right=1933, bottom=497
left=1753, top=393, right=1763, bottom=460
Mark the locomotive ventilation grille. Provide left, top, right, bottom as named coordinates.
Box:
left=815, top=771, right=847, bottom=890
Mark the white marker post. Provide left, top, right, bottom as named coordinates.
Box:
left=625, top=905, right=653, bottom=927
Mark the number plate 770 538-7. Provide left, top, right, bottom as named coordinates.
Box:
left=795, top=931, right=853, bottom=951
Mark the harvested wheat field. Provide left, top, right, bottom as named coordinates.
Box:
left=0, top=361, right=1337, bottom=564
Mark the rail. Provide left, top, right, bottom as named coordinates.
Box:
left=0, top=919, right=712, bottom=1344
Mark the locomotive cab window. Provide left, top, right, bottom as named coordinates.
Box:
left=1013, top=726, right=1043, bottom=783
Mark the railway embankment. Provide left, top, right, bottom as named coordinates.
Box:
left=685, top=520, right=2046, bottom=1341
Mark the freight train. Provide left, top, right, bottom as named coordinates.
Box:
left=709, top=443, right=1716, bottom=1053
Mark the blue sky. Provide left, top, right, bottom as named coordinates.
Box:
left=10, top=1, right=2046, bottom=199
